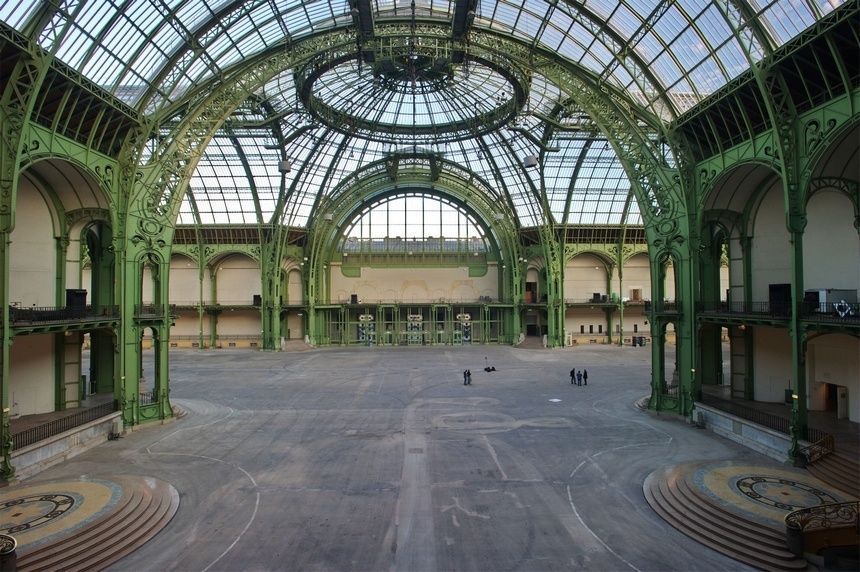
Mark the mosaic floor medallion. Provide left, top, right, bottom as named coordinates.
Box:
left=0, top=478, right=122, bottom=550
left=0, top=493, right=76, bottom=534
left=734, top=475, right=838, bottom=511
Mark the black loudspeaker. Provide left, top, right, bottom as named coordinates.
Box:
left=252, top=294, right=262, bottom=306
left=592, top=292, right=601, bottom=302
left=66, top=289, right=87, bottom=309
left=350, top=294, right=358, bottom=304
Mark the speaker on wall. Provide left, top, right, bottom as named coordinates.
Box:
left=252, top=294, right=262, bottom=306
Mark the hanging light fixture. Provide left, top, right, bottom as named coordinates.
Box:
left=523, top=155, right=538, bottom=168
left=278, top=159, right=292, bottom=173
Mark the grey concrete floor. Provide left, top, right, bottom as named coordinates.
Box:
left=48, top=344, right=767, bottom=571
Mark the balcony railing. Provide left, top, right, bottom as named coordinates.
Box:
left=9, top=305, right=119, bottom=325
left=697, top=301, right=859, bottom=324
left=134, top=304, right=176, bottom=318
left=645, top=301, right=680, bottom=313
left=12, top=401, right=118, bottom=450
left=699, top=393, right=829, bottom=442
left=697, top=301, right=791, bottom=317
left=799, top=301, right=859, bottom=324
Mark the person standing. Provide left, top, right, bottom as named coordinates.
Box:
left=570, top=368, right=576, bottom=384
left=466, top=369, right=472, bottom=385
left=583, top=369, right=588, bottom=386
left=463, top=370, right=468, bottom=386
left=576, top=371, right=583, bottom=386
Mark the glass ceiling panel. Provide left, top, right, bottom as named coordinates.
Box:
left=0, top=0, right=842, bottom=117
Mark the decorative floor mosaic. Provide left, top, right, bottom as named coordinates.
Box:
left=690, top=460, right=851, bottom=528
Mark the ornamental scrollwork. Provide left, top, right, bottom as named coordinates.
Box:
left=803, top=118, right=837, bottom=156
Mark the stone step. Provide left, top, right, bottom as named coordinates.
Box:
left=16, top=477, right=179, bottom=572
left=670, top=473, right=789, bottom=550
left=806, top=452, right=860, bottom=498
left=64, top=485, right=179, bottom=572
left=16, top=486, right=148, bottom=569
left=644, top=469, right=809, bottom=571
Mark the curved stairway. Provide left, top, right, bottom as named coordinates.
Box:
left=11, top=475, right=179, bottom=572
left=805, top=451, right=860, bottom=498
left=644, top=464, right=809, bottom=571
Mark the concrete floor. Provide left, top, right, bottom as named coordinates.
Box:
left=41, top=344, right=769, bottom=571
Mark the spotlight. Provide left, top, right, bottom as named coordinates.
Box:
left=278, top=160, right=291, bottom=173
left=523, top=155, right=538, bottom=168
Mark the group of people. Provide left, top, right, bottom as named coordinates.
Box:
left=569, top=368, right=588, bottom=386
left=462, top=369, right=472, bottom=385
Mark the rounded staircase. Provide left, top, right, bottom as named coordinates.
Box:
left=0, top=475, right=179, bottom=572
left=644, top=460, right=855, bottom=571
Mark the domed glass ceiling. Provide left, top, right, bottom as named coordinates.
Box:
left=0, top=0, right=846, bottom=231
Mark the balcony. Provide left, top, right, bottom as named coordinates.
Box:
left=9, top=305, right=119, bottom=332
left=697, top=301, right=858, bottom=328
left=134, top=304, right=177, bottom=320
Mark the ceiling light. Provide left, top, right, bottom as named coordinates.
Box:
left=278, top=160, right=291, bottom=173
left=523, top=155, right=538, bottom=168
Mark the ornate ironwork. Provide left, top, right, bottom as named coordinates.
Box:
left=785, top=501, right=860, bottom=557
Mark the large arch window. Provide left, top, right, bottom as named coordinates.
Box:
left=337, top=192, right=488, bottom=254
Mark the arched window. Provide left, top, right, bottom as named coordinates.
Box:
left=338, top=192, right=488, bottom=254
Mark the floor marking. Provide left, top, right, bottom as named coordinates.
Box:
left=440, top=496, right=490, bottom=520
left=566, top=482, right=641, bottom=572
left=141, top=404, right=236, bottom=454
left=481, top=434, right=509, bottom=481
left=146, top=451, right=260, bottom=572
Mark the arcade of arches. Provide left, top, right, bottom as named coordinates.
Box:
left=0, top=0, right=857, bottom=485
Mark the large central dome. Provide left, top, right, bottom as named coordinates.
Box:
left=296, top=39, right=530, bottom=144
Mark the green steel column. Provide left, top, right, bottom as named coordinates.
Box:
left=605, top=264, right=615, bottom=345
left=648, top=325, right=665, bottom=412
left=787, top=219, right=809, bottom=463
left=0, top=231, right=14, bottom=480
left=209, top=267, right=218, bottom=348
left=647, top=256, right=666, bottom=410
left=675, top=252, right=699, bottom=417
left=699, top=239, right=723, bottom=386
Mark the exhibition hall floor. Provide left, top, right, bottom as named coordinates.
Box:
left=26, top=344, right=781, bottom=571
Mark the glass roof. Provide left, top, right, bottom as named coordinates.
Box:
left=0, top=0, right=843, bottom=116
left=0, top=0, right=845, bottom=231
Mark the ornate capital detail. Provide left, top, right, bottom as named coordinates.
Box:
left=803, top=118, right=837, bottom=157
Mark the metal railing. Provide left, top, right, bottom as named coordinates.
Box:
left=785, top=501, right=859, bottom=557
left=697, top=301, right=791, bottom=317
left=645, top=301, right=680, bottom=313
left=799, top=301, right=859, bottom=324
left=11, top=401, right=118, bottom=450
left=138, top=390, right=158, bottom=406
left=800, top=433, right=835, bottom=464
left=699, top=393, right=830, bottom=442
left=134, top=304, right=177, bottom=318
left=9, top=305, right=119, bottom=325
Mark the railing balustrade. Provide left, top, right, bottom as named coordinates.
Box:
left=9, top=305, right=119, bottom=325
left=134, top=304, right=177, bottom=318
left=699, top=393, right=830, bottom=443
left=799, top=433, right=835, bottom=464
left=697, top=300, right=859, bottom=323
left=11, top=401, right=118, bottom=450
left=138, top=390, right=158, bottom=406
left=785, top=501, right=860, bottom=557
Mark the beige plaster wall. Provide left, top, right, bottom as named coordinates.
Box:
left=753, top=326, right=792, bottom=403
left=329, top=264, right=498, bottom=303
left=750, top=184, right=791, bottom=301
left=564, top=255, right=608, bottom=301
left=10, top=180, right=55, bottom=307
left=170, top=255, right=202, bottom=305
left=10, top=334, right=55, bottom=416
left=217, top=310, right=261, bottom=337
left=803, top=190, right=860, bottom=294
left=807, top=333, right=860, bottom=422
left=287, top=269, right=303, bottom=305
left=622, top=254, right=651, bottom=300
left=214, top=255, right=260, bottom=305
